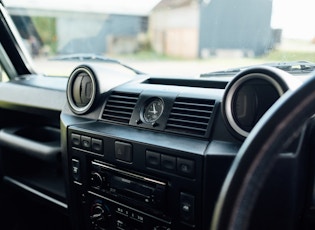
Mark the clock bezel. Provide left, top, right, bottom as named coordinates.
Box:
left=141, top=97, right=165, bottom=124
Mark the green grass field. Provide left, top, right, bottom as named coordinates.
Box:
left=119, top=49, right=315, bottom=64
left=260, top=50, right=315, bottom=63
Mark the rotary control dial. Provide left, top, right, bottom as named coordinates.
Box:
left=90, top=202, right=111, bottom=230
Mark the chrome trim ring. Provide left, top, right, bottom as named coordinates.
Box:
left=224, top=73, right=284, bottom=138
left=67, top=66, right=97, bottom=114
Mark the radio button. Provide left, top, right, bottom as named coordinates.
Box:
left=130, top=212, right=144, bottom=223
left=177, top=158, right=195, bottom=178
left=81, top=135, right=91, bottom=150
left=116, top=207, right=129, bottom=217
left=146, top=151, right=160, bottom=169
left=115, top=141, right=133, bottom=163
left=71, top=133, right=80, bottom=147
left=92, top=138, right=103, bottom=154
left=161, top=154, right=176, bottom=173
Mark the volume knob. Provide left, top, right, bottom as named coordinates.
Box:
left=90, top=172, right=103, bottom=188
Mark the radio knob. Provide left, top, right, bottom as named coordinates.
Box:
left=90, top=203, right=111, bottom=230
left=91, top=172, right=103, bottom=188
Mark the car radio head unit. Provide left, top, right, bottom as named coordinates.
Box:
left=66, top=125, right=207, bottom=230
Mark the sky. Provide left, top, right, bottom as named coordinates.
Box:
left=271, top=0, right=315, bottom=39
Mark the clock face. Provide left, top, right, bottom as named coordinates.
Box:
left=143, top=98, right=164, bottom=123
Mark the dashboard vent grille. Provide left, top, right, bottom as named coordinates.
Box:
left=101, top=91, right=139, bottom=124
left=165, top=97, right=215, bottom=137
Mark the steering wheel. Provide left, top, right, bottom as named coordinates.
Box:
left=211, top=71, right=315, bottom=230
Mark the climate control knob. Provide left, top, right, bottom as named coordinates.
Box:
left=90, top=202, right=111, bottom=230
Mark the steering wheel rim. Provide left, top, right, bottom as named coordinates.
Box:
left=211, top=71, right=315, bottom=230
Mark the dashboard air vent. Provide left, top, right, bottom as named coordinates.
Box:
left=165, top=97, right=215, bottom=137
left=101, top=91, right=139, bottom=124
left=67, top=66, right=97, bottom=114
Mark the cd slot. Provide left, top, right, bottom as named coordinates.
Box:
left=111, top=175, right=154, bottom=204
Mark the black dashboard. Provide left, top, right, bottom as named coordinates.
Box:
left=61, top=64, right=303, bottom=230
left=1, top=1, right=314, bottom=229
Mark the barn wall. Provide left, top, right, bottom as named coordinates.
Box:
left=199, top=0, right=273, bottom=57
left=149, top=2, right=199, bottom=58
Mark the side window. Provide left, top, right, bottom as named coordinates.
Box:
left=0, top=64, right=9, bottom=82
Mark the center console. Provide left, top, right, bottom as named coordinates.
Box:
left=61, top=65, right=237, bottom=230
left=66, top=123, right=207, bottom=230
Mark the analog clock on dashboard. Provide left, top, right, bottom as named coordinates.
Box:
left=142, top=98, right=164, bottom=123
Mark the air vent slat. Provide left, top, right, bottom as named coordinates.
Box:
left=106, top=100, right=138, bottom=106
left=166, top=97, right=215, bottom=138
left=101, top=91, right=139, bottom=124
left=171, top=108, right=212, bottom=116
left=166, top=124, right=207, bottom=132
left=102, top=115, right=130, bottom=121
left=104, top=105, right=134, bottom=112
left=110, top=94, right=139, bottom=100
left=174, top=101, right=215, bottom=108
left=167, top=118, right=209, bottom=127
left=103, top=110, right=132, bottom=116
left=169, top=113, right=211, bottom=121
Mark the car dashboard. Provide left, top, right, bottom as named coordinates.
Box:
left=57, top=64, right=305, bottom=230
left=1, top=1, right=315, bottom=229
left=0, top=59, right=311, bottom=230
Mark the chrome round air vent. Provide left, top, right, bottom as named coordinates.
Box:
left=222, top=66, right=290, bottom=139
left=67, top=66, right=97, bottom=114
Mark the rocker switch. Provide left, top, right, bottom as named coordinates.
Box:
left=71, top=158, right=81, bottom=182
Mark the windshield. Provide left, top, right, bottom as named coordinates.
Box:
left=3, top=0, right=315, bottom=77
